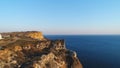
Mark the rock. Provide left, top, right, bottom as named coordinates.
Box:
left=53, top=40, right=66, bottom=50
left=0, top=31, right=83, bottom=68
left=25, top=31, right=44, bottom=40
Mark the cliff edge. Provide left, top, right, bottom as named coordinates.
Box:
left=0, top=31, right=83, bottom=68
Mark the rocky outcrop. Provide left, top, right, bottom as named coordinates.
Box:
left=0, top=31, right=82, bottom=68
left=25, top=31, right=44, bottom=40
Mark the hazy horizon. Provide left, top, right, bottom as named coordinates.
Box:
left=0, top=0, right=120, bottom=35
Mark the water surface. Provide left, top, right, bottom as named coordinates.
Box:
left=45, top=35, right=120, bottom=68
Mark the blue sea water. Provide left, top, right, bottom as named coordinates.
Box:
left=45, top=35, right=120, bottom=68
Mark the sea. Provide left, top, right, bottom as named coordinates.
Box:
left=45, top=35, right=120, bottom=68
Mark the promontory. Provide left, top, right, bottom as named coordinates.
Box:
left=0, top=31, right=83, bottom=68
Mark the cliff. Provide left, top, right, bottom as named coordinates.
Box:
left=0, top=31, right=83, bottom=68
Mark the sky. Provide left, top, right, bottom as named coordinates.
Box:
left=0, top=0, right=120, bottom=35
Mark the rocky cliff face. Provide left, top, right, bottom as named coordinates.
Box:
left=25, top=31, right=44, bottom=40
left=0, top=31, right=83, bottom=68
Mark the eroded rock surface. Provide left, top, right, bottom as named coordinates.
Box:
left=0, top=31, right=82, bottom=68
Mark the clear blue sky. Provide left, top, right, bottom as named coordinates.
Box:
left=0, top=0, right=120, bottom=34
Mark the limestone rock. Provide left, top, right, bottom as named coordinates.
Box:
left=0, top=31, right=83, bottom=68
left=25, top=31, right=44, bottom=40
